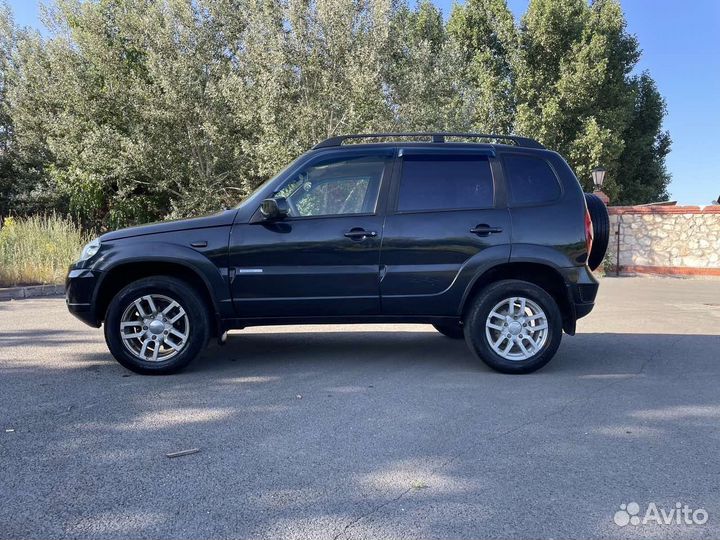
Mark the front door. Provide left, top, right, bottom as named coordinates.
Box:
left=379, top=148, right=512, bottom=316
left=229, top=149, right=394, bottom=318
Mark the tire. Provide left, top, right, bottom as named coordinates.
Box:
left=463, top=279, right=563, bottom=374
left=104, top=276, right=210, bottom=375
left=585, top=193, right=610, bottom=271
left=433, top=322, right=464, bottom=339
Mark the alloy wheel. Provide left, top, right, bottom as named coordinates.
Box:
left=119, top=294, right=190, bottom=362
left=485, top=296, right=549, bottom=361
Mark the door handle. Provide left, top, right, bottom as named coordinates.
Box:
left=470, top=224, right=503, bottom=237
left=344, top=228, right=377, bottom=240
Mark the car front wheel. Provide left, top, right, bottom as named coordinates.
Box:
left=464, top=280, right=562, bottom=374
left=104, top=276, right=210, bottom=374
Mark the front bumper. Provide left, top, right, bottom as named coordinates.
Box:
left=65, top=268, right=102, bottom=327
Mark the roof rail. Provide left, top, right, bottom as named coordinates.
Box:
left=312, top=132, right=545, bottom=150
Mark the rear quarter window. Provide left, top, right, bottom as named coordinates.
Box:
left=503, top=154, right=561, bottom=205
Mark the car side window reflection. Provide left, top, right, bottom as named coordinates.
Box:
left=276, top=156, right=387, bottom=217
left=397, top=154, right=494, bottom=212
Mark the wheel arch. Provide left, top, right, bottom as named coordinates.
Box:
left=94, top=261, right=220, bottom=335
left=460, top=261, right=576, bottom=335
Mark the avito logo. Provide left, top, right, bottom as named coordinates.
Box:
left=614, top=502, right=708, bottom=527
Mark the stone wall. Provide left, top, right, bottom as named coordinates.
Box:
left=606, top=205, right=720, bottom=276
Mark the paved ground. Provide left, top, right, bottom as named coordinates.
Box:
left=1, top=277, right=719, bottom=540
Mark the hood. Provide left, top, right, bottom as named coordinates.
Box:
left=100, top=209, right=238, bottom=241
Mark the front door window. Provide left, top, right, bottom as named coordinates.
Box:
left=276, top=155, right=386, bottom=217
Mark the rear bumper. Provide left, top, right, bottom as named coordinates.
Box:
left=568, top=269, right=599, bottom=318
left=65, top=268, right=102, bottom=327
left=574, top=299, right=596, bottom=319
left=559, top=266, right=599, bottom=334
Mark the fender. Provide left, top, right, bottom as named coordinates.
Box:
left=91, top=239, right=233, bottom=320
left=451, top=245, right=513, bottom=311
left=460, top=253, right=582, bottom=334
left=509, top=242, right=587, bottom=269
left=449, top=242, right=584, bottom=319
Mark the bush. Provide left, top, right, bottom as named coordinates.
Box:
left=0, top=214, right=90, bottom=287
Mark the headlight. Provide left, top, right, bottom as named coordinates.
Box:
left=78, top=238, right=101, bottom=262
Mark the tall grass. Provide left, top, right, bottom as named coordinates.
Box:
left=0, top=214, right=91, bottom=287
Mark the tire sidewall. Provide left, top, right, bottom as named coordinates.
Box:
left=585, top=193, right=610, bottom=270
left=104, top=277, right=209, bottom=375
left=464, top=280, right=562, bottom=374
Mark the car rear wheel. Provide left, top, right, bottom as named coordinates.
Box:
left=104, top=276, right=209, bottom=374
left=432, top=322, right=465, bottom=339
left=464, top=280, right=562, bottom=374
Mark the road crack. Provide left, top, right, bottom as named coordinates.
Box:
left=333, top=369, right=642, bottom=539
left=332, top=486, right=413, bottom=540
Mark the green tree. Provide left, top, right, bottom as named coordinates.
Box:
left=447, top=0, right=517, bottom=133
left=224, top=0, right=395, bottom=180
left=9, top=0, right=403, bottom=227
left=514, top=0, right=668, bottom=201
left=0, top=4, right=57, bottom=219
left=7, top=0, right=257, bottom=227
left=384, top=0, right=472, bottom=131
left=0, top=3, right=18, bottom=217
left=0, top=0, right=672, bottom=229
left=615, top=72, right=671, bottom=204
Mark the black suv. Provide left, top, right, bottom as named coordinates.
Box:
left=66, top=133, right=609, bottom=375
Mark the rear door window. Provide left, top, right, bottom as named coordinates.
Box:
left=397, top=154, right=494, bottom=212
left=503, top=154, right=561, bottom=205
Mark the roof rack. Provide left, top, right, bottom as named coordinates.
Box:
left=312, top=132, right=545, bottom=150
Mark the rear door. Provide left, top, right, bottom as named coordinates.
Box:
left=379, top=147, right=511, bottom=316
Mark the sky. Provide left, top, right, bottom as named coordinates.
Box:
left=6, top=1, right=720, bottom=205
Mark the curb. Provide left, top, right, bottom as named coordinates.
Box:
left=0, top=284, right=65, bottom=301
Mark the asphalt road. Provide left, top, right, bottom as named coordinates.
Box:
left=1, top=277, right=720, bottom=540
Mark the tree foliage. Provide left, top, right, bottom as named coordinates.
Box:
left=447, top=0, right=517, bottom=133
left=0, top=5, right=57, bottom=218
left=0, top=0, right=670, bottom=228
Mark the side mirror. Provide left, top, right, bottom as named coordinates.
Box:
left=260, top=197, right=289, bottom=220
